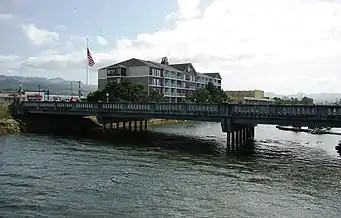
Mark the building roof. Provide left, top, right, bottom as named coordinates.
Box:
left=203, top=73, right=222, bottom=80
left=99, top=58, right=182, bottom=72
left=147, top=60, right=180, bottom=72
left=100, top=58, right=219, bottom=78
left=170, top=63, right=191, bottom=71
left=170, top=63, right=199, bottom=74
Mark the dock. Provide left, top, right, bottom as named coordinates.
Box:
left=276, top=126, right=341, bottom=136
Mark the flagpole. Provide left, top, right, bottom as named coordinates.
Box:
left=86, top=37, right=89, bottom=85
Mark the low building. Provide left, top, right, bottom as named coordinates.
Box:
left=227, top=90, right=274, bottom=104
left=98, top=57, right=222, bottom=103
left=0, top=92, right=19, bottom=103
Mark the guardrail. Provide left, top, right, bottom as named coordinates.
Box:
left=19, top=101, right=341, bottom=119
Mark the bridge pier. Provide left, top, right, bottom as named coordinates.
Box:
left=129, top=121, right=132, bottom=131
left=222, top=118, right=255, bottom=151
left=102, top=119, right=149, bottom=133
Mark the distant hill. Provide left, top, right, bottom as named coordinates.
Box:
left=265, top=92, right=341, bottom=103
left=0, top=75, right=97, bottom=95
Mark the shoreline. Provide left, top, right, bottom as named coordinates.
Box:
left=0, top=112, right=192, bottom=136
left=0, top=102, right=193, bottom=135
left=0, top=102, right=23, bottom=134
left=0, top=118, right=22, bottom=134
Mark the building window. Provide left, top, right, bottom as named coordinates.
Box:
left=149, top=77, right=162, bottom=86
left=107, top=68, right=121, bottom=76
left=121, top=68, right=127, bottom=76
left=108, top=77, right=121, bottom=84
left=150, top=68, right=163, bottom=77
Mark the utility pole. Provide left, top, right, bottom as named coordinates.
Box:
left=70, top=82, right=73, bottom=98
left=38, top=84, right=41, bottom=101
left=77, top=81, right=82, bottom=100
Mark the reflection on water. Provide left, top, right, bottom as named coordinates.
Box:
left=0, top=123, right=341, bottom=217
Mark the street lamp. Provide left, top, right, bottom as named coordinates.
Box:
left=106, top=93, right=109, bottom=102
left=18, top=82, right=23, bottom=102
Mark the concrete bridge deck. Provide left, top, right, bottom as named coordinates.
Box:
left=16, top=101, right=341, bottom=150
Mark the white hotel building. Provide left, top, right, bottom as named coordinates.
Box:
left=98, top=57, right=222, bottom=103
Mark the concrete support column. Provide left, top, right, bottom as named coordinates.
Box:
left=144, top=120, right=148, bottom=131
left=235, top=130, right=239, bottom=147
left=243, top=128, right=247, bottom=142
left=116, top=122, right=119, bottom=130
left=134, top=121, right=137, bottom=132
left=110, top=121, right=113, bottom=129
left=231, top=131, right=235, bottom=148
left=251, top=127, right=255, bottom=139
left=129, top=121, right=132, bottom=131
left=227, top=132, right=231, bottom=148
left=123, top=121, right=126, bottom=130
left=139, top=120, right=143, bottom=132
left=240, top=129, right=244, bottom=144
left=246, top=127, right=250, bottom=141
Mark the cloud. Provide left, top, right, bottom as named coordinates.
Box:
left=0, top=13, right=14, bottom=20
left=175, top=0, right=201, bottom=20
left=65, top=35, right=86, bottom=51
left=20, top=24, right=59, bottom=46
left=3, top=0, right=341, bottom=93
left=0, top=55, right=21, bottom=73
left=53, top=25, right=67, bottom=30
left=96, top=36, right=108, bottom=46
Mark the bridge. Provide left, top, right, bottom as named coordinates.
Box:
left=16, top=101, right=341, bottom=149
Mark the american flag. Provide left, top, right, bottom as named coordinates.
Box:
left=87, top=48, right=95, bottom=67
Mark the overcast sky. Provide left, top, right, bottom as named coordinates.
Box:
left=1, top=0, right=341, bottom=94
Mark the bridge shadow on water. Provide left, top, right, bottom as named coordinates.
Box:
left=45, top=129, right=257, bottom=158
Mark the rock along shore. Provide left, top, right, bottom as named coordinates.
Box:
left=0, top=102, right=22, bottom=134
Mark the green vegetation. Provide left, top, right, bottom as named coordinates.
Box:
left=87, top=79, right=165, bottom=102
left=0, top=103, right=10, bottom=119
left=185, top=82, right=229, bottom=103
left=272, top=96, right=314, bottom=105
left=88, top=80, right=228, bottom=104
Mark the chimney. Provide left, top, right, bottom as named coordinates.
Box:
left=161, top=57, right=169, bottom=65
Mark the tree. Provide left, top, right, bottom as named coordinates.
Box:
left=146, top=89, right=166, bottom=102
left=87, top=79, right=166, bottom=103
left=186, top=88, right=210, bottom=103
left=271, top=96, right=314, bottom=105
left=87, top=90, right=105, bottom=102
left=301, top=96, right=314, bottom=105
left=186, top=82, right=229, bottom=103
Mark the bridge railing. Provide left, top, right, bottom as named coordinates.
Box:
left=20, top=101, right=341, bottom=118
left=230, top=104, right=341, bottom=118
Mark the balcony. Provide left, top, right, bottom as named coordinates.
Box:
left=164, top=92, right=186, bottom=97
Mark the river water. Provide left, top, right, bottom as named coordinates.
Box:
left=1, top=123, right=341, bottom=217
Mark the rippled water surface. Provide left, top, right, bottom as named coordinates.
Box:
left=1, top=123, right=341, bottom=217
